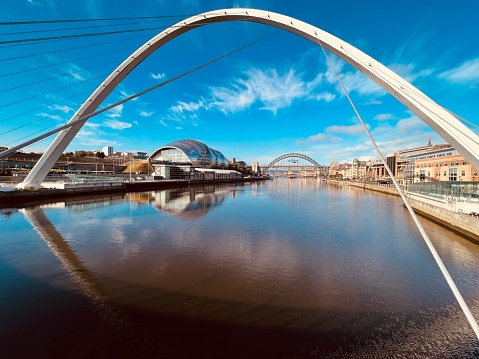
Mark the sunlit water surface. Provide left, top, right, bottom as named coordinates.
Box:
left=1, top=179, right=479, bottom=358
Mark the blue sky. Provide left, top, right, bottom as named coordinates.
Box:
left=1, top=0, right=478, bottom=167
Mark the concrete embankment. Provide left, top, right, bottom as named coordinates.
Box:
left=328, top=180, right=479, bottom=244
left=0, top=177, right=265, bottom=208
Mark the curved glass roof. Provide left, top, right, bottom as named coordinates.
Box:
left=149, top=139, right=228, bottom=168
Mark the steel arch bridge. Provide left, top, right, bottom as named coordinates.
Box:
left=261, top=153, right=327, bottom=176
left=10, top=7, right=479, bottom=188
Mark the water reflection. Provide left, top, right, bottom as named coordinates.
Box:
left=2, top=179, right=479, bottom=357
left=149, top=185, right=231, bottom=219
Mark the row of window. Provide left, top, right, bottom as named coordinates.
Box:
left=416, top=160, right=468, bottom=168
left=417, top=169, right=477, bottom=181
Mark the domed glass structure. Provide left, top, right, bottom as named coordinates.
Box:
left=149, top=139, right=228, bottom=168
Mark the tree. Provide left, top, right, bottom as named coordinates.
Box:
left=95, top=152, right=105, bottom=159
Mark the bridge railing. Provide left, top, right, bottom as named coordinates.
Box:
left=408, top=181, right=479, bottom=202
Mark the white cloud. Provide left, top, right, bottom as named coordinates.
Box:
left=175, top=126, right=183, bottom=130
left=170, top=100, right=204, bottom=116
left=151, top=73, right=166, bottom=80
left=439, top=58, right=479, bottom=85
left=36, top=112, right=64, bottom=121
left=159, top=120, right=168, bottom=127
left=47, top=104, right=74, bottom=113
left=325, top=57, right=384, bottom=97
left=84, top=122, right=100, bottom=128
left=209, top=67, right=333, bottom=115
left=325, top=124, right=369, bottom=135
left=365, top=99, right=382, bottom=105
left=105, top=104, right=123, bottom=119
left=139, top=111, right=154, bottom=117
left=395, top=115, right=427, bottom=134
left=103, top=119, right=132, bottom=130
left=295, top=132, right=327, bottom=145
left=388, top=63, right=434, bottom=83
left=373, top=113, right=395, bottom=121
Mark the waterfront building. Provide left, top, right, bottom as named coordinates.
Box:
left=411, top=146, right=478, bottom=182
left=329, top=159, right=368, bottom=180
left=149, top=139, right=240, bottom=180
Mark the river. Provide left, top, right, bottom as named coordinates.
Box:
left=1, top=179, right=478, bottom=358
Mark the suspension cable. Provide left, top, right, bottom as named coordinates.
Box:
left=315, top=36, right=479, bottom=340
left=0, top=24, right=282, bottom=157
left=1, top=18, right=184, bottom=37
left=0, top=44, right=138, bottom=79
left=0, top=14, right=194, bottom=26
left=0, top=34, right=150, bottom=62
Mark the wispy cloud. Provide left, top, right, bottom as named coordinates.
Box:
left=295, top=132, right=326, bottom=145
left=36, top=112, right=64, bottom=121
left=373, top=113, right=395, bottom=121
left=394, top=115, right=427, bottom=134
left=325, top=124, right=369, bottom=135
left=209, top=67, right=334, bottom=115
left=170, top=100, right=205, bottom=116
left=103, top=119, right=132, bottom=130
left=388, top=63, right=434, bottom=83
left=45, top=54, right=95, bottom=85
left=27, top=0, right=55, bottom=8
left=151, top=72, right=166, bottom=80
left=47, top=104, right=75, bottom=113
left=439, top=58, right=479, bottom=85
left=325, top=57, right=385, bottom=97
left=105, top=104, right=123, bottom=119
left=139, top=111, right=154, bottom=117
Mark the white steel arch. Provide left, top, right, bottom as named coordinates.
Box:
left=20, top=8, right=479, bottom=188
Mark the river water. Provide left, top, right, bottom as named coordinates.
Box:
left=1, top=179, right=479, bottom=358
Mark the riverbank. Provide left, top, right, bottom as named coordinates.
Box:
left=328, top=180, right=479, bottom=244
left=0, top=177, right=266, bottom=208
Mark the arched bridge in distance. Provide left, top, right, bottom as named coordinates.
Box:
left=261, top=153, right=329, bottom=177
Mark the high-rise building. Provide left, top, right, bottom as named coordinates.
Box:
left=101, top=146, right=113, bottom=157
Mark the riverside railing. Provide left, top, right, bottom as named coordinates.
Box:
left=408, top=181, right=479, bottom=202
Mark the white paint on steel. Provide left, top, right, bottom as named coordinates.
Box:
left=20, top=8, right=479, bottom=188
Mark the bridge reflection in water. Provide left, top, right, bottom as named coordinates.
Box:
left=2, top=179, right=479, bottom=357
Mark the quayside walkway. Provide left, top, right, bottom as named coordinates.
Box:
left=329, top=180, right=479, bottom=245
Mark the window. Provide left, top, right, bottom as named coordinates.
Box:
left=420, top=170, right=426, bottom=182
left=436, top=162, right=439, bottom=167
left=474, top=171, right=478, bottom=177
left=461, top=170, right=465, bottom=176
left=463, top=160, right=467, bottom=165
left=443, top=171, right=447, bottom=176
left=449, top=168, right=457, bottom=181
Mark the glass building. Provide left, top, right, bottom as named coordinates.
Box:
left=149, top=139, right=228, bottom=169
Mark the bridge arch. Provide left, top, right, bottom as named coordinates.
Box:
left=20, top=8, right=479, bottom=187
left=262, top=153, right=321, bottom=173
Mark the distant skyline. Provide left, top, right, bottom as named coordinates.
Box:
left=1, top=0, right=478, bottom=166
